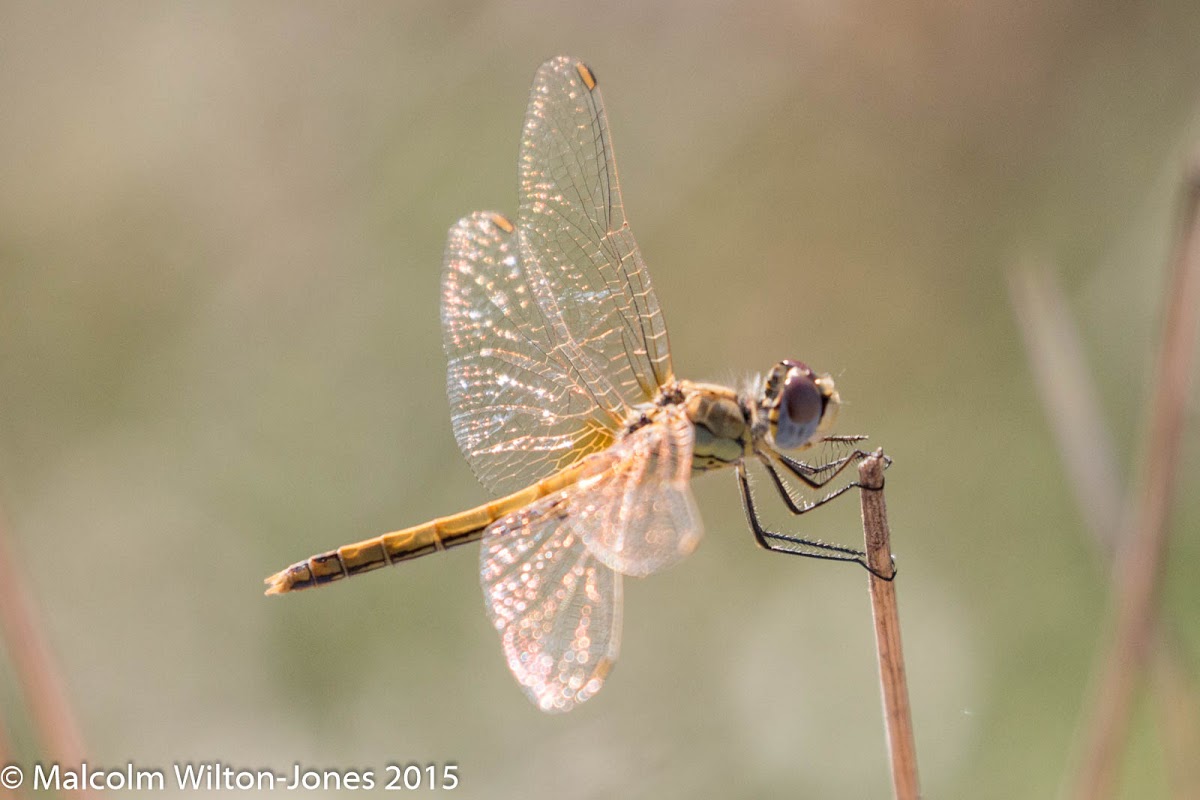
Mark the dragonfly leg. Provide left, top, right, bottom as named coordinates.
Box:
left=736, top=462, right=896, bottom=581
left=760, top=445, right=893, bottom=515
left=776, top=444, right=891, bottom=492
left=760, top=455, right=857, bottom=515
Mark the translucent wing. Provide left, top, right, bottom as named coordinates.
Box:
left=574, top=403, right=702, bottom=578
left=518, top=56, right=673, bottom=408
left=481, top=491, right=622, bottom=713
left=442, top=212, right=620, bottom=496
left=480, top=407, right=702, bottom=712
left=442, top=56, right=675, bottom=496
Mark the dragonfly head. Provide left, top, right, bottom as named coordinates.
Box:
left=758, top=360, right=840, bottom=451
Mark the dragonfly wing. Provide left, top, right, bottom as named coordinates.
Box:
left=481, top=491, right=622, bottom=713
left=443, top=57, right=677, bottom=495
left=443, top=212, right=620, bottom=495
left=480, top=407, right=700, bottom=710
left=518, top=57, right=674, bottom=412
left=575, top=404, right=703, bottom=578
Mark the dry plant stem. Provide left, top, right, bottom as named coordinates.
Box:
left=0, top=507, right=92, bottom=797
left=1155, top=635, right=1200, bottom=798
left=1073, top=165, right=1200, bottom=800
left=1007, top=263, right=1123, bottom=551
left=1009, top=259, right=1200, bottom=799
left=0, top=714, right=10, bottom=764
left=858, top=451, right=919, bottom=800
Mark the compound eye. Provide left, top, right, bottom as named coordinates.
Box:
left=774, top=368, right=823, bottom=449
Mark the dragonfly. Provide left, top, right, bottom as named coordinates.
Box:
left=265, top=56, right=891, bottom=713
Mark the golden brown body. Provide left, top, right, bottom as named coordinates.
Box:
left=264, top=381, right=754, bottom=595
left=264, top=459, right=590, bottom=594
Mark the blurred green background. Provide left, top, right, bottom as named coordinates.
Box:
left=2, top=2, right=1199, bottom=797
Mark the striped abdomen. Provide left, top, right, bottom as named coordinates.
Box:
left=264, top=462, right=587, bottom=594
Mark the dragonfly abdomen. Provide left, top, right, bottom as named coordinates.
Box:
left=262, top=525, right=450, bottom=594
left=264, top=462, right=588, bottom=594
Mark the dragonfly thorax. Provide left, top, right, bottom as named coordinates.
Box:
left=674, top=381, right=753, bottom=472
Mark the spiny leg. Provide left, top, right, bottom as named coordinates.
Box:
left=775, top=439, right=890, bottom=493
left=759, top=437, right=888, bottom=515
left=736, top=461, right=895, bottom=581
left=737, top=462, right=864, bottom=560
left=760, top=454, right=862, bottom=515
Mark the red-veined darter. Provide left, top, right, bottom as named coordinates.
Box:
left=265, top=56, right=888, bottom=713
